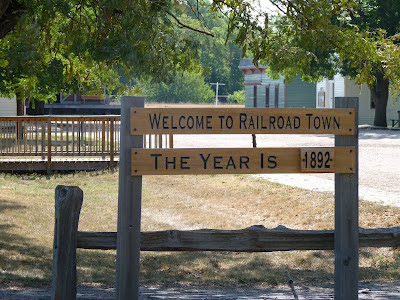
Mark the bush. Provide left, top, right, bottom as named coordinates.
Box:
left=228, top=90, right=245, bottom=104
left=141, top=72, right=214, bottom=103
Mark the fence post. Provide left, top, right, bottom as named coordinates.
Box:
left=110, top=118, right=115, bottom=169
left=102, top=120, right=106, bottom=159
left=116, top=96, right=144, bottom=300
left=51, top=185, right=83, bottom=300
left=334, top=97, right=359, bottom=299
left=47, top=117, right=52, bottom=174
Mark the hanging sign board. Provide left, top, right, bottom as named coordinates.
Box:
left=131, top=147, right=355, bottom=175
left=131, top=108, right=356, bottom=135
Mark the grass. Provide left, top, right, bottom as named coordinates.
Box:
left=0, top=170, right=399, bottom=288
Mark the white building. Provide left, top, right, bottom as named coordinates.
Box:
left=0, top=96, right=17, bottom=116
left=316, top=76, right=400, bottom=126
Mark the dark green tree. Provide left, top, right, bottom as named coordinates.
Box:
left=0, top=0, right=215, bottom=113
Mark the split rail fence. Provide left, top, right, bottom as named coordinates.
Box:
left=51, top=97, right=400, bottom=300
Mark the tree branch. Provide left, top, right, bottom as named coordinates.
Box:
left=164, top=8, right=215, bottom=37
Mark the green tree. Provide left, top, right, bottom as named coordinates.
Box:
left=216, top=0, right=400, bottom=126
left=141, top=72, right=214, bottom=103
left=228, top=89, right=244, bottom=104
left=0, top=0, right=215, bottom=113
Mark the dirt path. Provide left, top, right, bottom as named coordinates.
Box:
left=1, top=281, right=400, bottom=299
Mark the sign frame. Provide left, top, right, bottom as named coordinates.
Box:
left=117, top=97, right=359, bottom=300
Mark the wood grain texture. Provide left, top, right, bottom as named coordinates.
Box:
left=51, top=185, right=83, bottom=300
left=76, top=226, right=400, bottom=251
left=131, top=108, right=356, bottom=135
left=116, top=97, right=144, bottom=300
left=131, top=147, right=355, bottom=175
left=334, top=97, right=359, bottom=300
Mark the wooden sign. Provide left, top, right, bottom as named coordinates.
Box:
left=131, top=147, right=355, bottom=175
left=131, top=108, right=356, bottom=135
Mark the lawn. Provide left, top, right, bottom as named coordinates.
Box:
left=0, top=170, right=399, bottom=288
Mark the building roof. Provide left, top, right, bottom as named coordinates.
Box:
left=238, top=58, right=267, bottom=70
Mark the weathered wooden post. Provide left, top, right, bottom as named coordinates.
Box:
left=51, top=185, right=83, bottom=300
left=334, top=97, right=359, bottom=299
left=116, top=96, right=144, bottom=300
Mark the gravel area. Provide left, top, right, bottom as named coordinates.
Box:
left=174, top=127, right=400, bottom=206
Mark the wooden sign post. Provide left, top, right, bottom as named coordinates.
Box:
left=335, top=97, right=359, bottom=299
left=116, top=97, right=144, bottom=300
left=116, top=96, right=359, bottom=299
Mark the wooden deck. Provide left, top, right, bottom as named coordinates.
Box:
left=0, top=157, right=119, bottom=172
left=0, top=116, right=172, bottom=173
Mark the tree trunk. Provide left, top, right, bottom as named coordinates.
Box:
left=370, top=77, right=389, bottom=127
left=16, top=91, right=23, bottom=116
left=15, top=91, right=23, bottom=140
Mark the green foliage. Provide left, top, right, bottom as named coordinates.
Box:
left=0, top=0, right=218, bottom=103
left=215, top=0, right=400, bottom=126
left=228, top=89, right=245, bottom=104
left=140, top=72, right=214, bottom=103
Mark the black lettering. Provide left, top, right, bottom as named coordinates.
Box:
left=268, top=155, right=277, bottom=169
left=200, top=153, right=211, bottom=169
left=261, top=116, right=268, bottom=129
left=187, top=116, right=194, bottom=129
left=306, top=113, right=313, bottom=129
left=322, top=116, right=331, bottom=129
left=162, top=116, right=169, bottom=129
left=314, top=116, right=321, bottom=129
left=218, top=116, right=224, bottom=129
left=294, top=116, right=300, bottom=129
left=214, top=156, right=223, bottom=169
left=285, top=116, right=292, bottom=129
left=206, top=116, right=212, bottom=129
left=149, top=113, right=161, bottom=129
left=277, top=116, right=284, bottom=129
left=239, top=113, right=247, bottom=129
left=171, top=116, right=178, bottom=129
left=226, top=116, right=233, bottom=129
left=179, top=116, right=186, bottom=129
left=226, top=156, right=236, bottom=169
left=150, top=153, right=162, bottom=170
left=261, top=153, right=264, bottom=169
left=165, top=156, right=176, bottom=169
left=248, top=116, right=255, bottom=129
left=334, top=117, right=340, bottom=129
left=240, top=156, right=250, bottom=169
left=269, top=116, right=276, bottom=129
left=196, top=116, right=204, bottom=129
left=181, top=156, right=190, bottom=169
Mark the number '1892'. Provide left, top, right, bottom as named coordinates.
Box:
left=301, top=148, right=334, bottom=172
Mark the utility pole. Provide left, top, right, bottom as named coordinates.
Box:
left=210, top=82, right=225, bottom=106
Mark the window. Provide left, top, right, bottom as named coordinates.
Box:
left=265, top=85, right=270, bottom=107
left=275, top=84, right=279, bottom=108
left=253, top=85, right=257, bottom=107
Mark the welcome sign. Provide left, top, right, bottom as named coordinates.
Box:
left=131, top=108, right=355, bottom=135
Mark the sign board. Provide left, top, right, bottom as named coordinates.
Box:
left=131, top=108, right=355, bottom=135
left=131, top=147, right=355, bottom=175
left=118, top=97, right=359, bottom=300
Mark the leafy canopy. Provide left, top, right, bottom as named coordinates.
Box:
left=0, top=0, right=217, bottom=102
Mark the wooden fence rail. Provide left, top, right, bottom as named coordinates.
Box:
left=0, top=116, right=172, bottom=173
left=0, top=116, right=121, bottom=157
left=76, top=226, right=400, bottom=251
left=52, top=185, right=399, bottom=300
